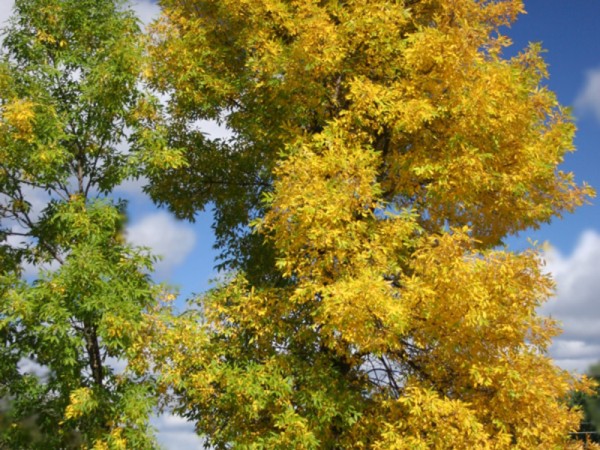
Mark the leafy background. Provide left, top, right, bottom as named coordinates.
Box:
left=1, top=0, right=599, bottom=448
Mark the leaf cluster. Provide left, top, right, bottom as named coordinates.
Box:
left=144, top=0, right=597, bottom=448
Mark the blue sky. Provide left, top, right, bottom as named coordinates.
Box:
left=2, top=1, right=600, bottom=448
left=499, top=1, right=600, bottom=377
left=504, top=1, right=600, bottom=253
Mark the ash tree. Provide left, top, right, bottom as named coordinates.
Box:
left=144, top=0, right=597, bottom=449
left=0, top=0, right=183, bottom=448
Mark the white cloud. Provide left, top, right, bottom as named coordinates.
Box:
left=115, top=176, right=149, bottom=199
left=131, top=0, right=161, bottom=28
left=575, top=68, right=600, bottom=123
left=541, top=230, right=600, bottom=372
left=18, top=358, right=50, bottom=379
left=105, top=356, right=128, bottom=375
left=194, top=119, right=235, bottom=141
left=0, top=0, right=14, bottom=28
left=20, top=184, right=52, bottom=221
left=21, top=258, right=61, bottom=279
left=3, top=186, right=63, bottom=278
left=152, top=413, right=205, bottom=449
left=126, top=212, right=196, bottom=273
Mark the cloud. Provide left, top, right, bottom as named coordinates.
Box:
left=126, top=212, right=196, bottom=274
left=0, top=0, right=14, bottom=28
left=131, top=0, right=161, bottom=28
left=115, top=176, right=149, bottom=199
left=193, top=119, right=235, bottom=141
left=20, top=258, right=61, bottom=279
left=152, top=413, right=205, bottom=449
left=20, top=185, right=52, bottom=221
left=575, top=68, right=600, bottom=123
left=3, top=186, right=64, bottom=279
left=18, top=358, right=50, bottom=379
left=541, top=230, right=600, bottom=372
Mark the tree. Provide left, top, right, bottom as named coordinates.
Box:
left=0, top=0, right=182, bottom=447
left=144, top=0, right=597, bottom=448
left=571, top=362, right=600, bottom=443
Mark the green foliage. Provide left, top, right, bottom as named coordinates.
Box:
left=572, top=363, right=600, bottom=443
left=0, top=0, right=176, bottom=447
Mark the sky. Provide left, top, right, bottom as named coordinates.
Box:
left=503, top=1, right=600, bottom=375
left=1, top=1, right=600, bottom=448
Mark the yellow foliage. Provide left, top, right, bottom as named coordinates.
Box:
left=93, top=440, right=110, bottom=450
left=64, top=387, right=94, bottom=420
left=148, top=0, right=596, bottom=448
left=2, top=99, right=36, bottom=142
